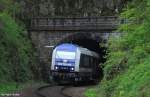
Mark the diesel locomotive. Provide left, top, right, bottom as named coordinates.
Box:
left=51, top=43, right=101, bottom=83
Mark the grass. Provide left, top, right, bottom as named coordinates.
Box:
left=85, top=87, right=98, bottom=97
left=0, top=81, right=47, bottom=94
left=0, top=82, right=22, bottom=94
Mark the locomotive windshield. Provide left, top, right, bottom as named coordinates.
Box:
left=55, top=51, right=76, bottom=59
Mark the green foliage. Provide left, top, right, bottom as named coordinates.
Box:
left=0, top=0, right=39, bottom=91
left=13, top=0, right=127, bottom=18
left=113, top=58, right=150, bottom=97
left=85, top=88, right=97, bottom=97
left=0, top=13, right=36, bottom=83
left=0, top=0, right=21, bottom=16
left=86, top=0, right=150, bottom=97
left=0, top=82, right=22, bottom=93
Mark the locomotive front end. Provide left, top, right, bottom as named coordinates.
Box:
left=51, top=43, right=79, bottom=81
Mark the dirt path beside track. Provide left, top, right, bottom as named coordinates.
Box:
left=13, top=83, right=95, bottom=97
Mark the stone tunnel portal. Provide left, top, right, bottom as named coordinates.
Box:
left=31, top=31, right=112, bottom=81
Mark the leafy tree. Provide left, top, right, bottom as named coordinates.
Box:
left=16, top=0, right=127, bottom=18
left=0, top=0, right=39, bottom=83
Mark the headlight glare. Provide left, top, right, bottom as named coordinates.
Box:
left=55, top=66, right=58, bottom=70
left=71, top=67, right=74, bottom=71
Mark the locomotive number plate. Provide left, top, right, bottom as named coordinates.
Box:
left=63, top=63, right=68, bottom=66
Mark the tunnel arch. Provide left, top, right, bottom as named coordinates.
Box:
left=55, top=32, right=107, bottom=64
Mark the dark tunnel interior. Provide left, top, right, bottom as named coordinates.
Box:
left=70, top=38, right=107, bottom=64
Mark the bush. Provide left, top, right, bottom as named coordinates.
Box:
left=86, top=0, right=150, bottom=97
left=0, top=13, right=38, bottom=83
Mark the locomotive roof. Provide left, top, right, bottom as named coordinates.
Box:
left=55, top=43, right=78, bottom=52
left=78, top=47, right=99, bottom=58
left=55, top=43, right=99, bottom=58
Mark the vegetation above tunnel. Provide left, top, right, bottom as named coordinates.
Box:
left=9, top=0, right=128, bottom=19
left=85, top=0, right=150, bottom=97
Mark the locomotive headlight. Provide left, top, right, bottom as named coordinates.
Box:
left=55, top=66, right=58, bottom=70
left=71, top=67, right=74, bottom=71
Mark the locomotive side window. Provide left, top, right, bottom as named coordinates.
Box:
left=89, top=57, right=93, bottom=67
left=80, top=54, right=91, bottom=68
left=92, top=58, right=98, bottom=69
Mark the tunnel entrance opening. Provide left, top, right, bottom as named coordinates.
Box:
left=56, top=32, right=107, bottom=81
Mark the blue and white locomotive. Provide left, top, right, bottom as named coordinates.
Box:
left=51, top=43, right=100, bottom=82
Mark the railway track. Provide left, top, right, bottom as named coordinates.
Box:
left=35, top=84, right=73, bottom=97
left=35, top=84, right=55, bottom=97
left=61, top=86, right=72, bottom=97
